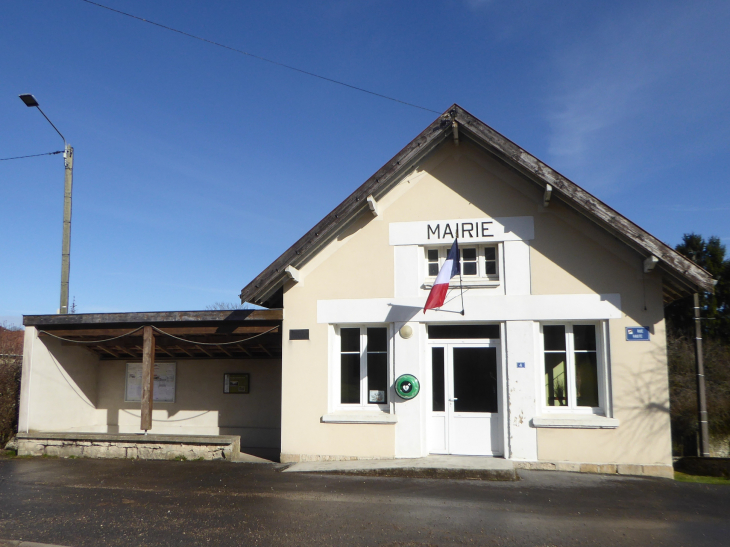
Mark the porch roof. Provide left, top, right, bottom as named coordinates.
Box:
left=23, top=309, right=283, bottom=361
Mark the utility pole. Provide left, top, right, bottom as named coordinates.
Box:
left=61, top=143, right=74, bottom=314
left=693, top=292, right=710, bottom=457
left=19, top=94, right=73, bottom=314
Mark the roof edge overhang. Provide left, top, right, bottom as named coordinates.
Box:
left=240, top=104, right=713, bottom=307
left=24, top=309, right=283, bottom=327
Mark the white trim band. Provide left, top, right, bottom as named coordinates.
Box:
left=318, top=294, right=622, bottom=324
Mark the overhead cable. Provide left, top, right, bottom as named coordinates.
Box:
left=76, top=0, right=440, bottom=114
left=0, top=150, right=64, bottom=162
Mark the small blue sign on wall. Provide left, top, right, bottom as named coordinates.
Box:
left=517, top=362, right=526, bottom=368
left=626, top=327, right=650, bottom=341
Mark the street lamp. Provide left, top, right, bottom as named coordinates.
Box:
left=19, top=94, right=74, bottom=315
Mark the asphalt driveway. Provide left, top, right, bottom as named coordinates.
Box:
left=0, top=457, right=728, bottom=546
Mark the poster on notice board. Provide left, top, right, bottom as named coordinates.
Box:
left=125, top=362, right=176, bottom=403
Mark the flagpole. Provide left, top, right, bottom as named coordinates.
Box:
left=457, top=239, right=465, bottom=316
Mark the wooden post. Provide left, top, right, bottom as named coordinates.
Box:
left=140, top=326, right=155, bottom=432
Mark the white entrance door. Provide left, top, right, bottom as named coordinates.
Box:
left=429, top=344, right=503, bottom=456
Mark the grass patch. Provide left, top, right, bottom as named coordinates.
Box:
left=675, top=471, right=730, bottom=485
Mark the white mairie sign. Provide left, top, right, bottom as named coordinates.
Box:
left=388, top=216, right=534, bottom=246
left=125, top=362, right=177, bottom=403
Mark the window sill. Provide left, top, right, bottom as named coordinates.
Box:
left=422, top=280, right=500, bottom=289
left=321, top=412, right=398, bottom=424
left=531, top=415, right=619, bottom=429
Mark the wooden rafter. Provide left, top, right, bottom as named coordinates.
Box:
left=216, top=345, right=232, bottom=357
left=195, top=344, right=213, bottom=357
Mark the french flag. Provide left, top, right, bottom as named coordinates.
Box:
left=424, top=239, right=460, bottom=312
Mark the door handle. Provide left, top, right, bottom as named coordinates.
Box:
left=449, top=398, right=458, bottom=402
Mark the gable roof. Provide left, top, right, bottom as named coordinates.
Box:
left=239, top=104, right=713, bottom=307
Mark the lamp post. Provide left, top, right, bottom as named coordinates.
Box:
left=19, top=94, right=74, bottom=315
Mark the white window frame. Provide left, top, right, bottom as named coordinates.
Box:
left=423, top=243, right=503, bottom=288
left=539, top=322, right=611, bottom=416
left=330, top=324, right=392, bottom=413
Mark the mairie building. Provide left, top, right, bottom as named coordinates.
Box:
left=17, top=105, right=713, bottom=477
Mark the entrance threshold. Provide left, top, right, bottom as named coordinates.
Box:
left=283, top=454, right=516, bottom=481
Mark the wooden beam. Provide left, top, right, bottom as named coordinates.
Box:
left=195, top=344, right=213, bottom=357
left=156, top=345, right=174, bottom=357
left=216, top=345, right=233, bottom=357
left=232, top=326, right=280, bottom=334
left=38, top=326, right=220, bottom=337
left=258, top=344, right=272, bottom=357
left=25, top=309, right=283, bottom=327
left=98, top=346, right=119, bottom=358
left=236, top=344, right=252, bottom=357
left=115, top=345, right=137, bottom=358
left=140, top=326, right=155, bottom=432
left=175, top=345, right=195, bottom=357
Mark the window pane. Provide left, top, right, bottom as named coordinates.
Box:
left=573, top=325, right=597, bottom=351
left=366, top=328, right=387, bottom=352
left=484, top=247, right=496, bottom=261
left=462, top=248, right=477, bottom=260
left=453, top=347, right=498, bottom=413
left=431, top=347, right=445, bottom=412
left=544, top=353, right=567, bottom=406
left=340, top=354, right=360, bottom=404
left=543, top=325, right=566, bottom=351
left=463, top=262, right=477, bottom=275
left=485, top=261, right=497, bottom=275
left=428, top=324, right=500, bottom=339
left=575, top=352, right=599, bottom=407
left=340, top=328, right=360, bottom=352
left=428, top=263, right=439, bottom=276
left=427, top=249, right=439, bottom=261
left=367, top=353, right=387, bottom=404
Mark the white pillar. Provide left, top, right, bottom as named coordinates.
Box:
left=505, top=321, right=539, bottom=460
left=393, top=321, right=427, bottom=458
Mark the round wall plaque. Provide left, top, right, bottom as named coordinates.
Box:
left=399, top=325, right=413, bottom=339
left=395, top=374, right=420, bottom=400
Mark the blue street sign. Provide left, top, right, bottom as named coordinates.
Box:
left=517, top=362, right=526, bottom=368
left=626, top=327, right=650, bottom=341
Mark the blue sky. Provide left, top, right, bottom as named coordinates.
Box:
left=2, top=0, right=729, bottom=327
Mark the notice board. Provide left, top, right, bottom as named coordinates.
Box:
left=125, top=362, right=177, bottom=403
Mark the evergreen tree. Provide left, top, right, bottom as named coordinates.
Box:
left=665, top=233, right=730, bottom=340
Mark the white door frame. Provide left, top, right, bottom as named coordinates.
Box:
left=427, top=337, right=505, bottom=456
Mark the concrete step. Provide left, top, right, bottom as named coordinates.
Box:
left=283, top=455, right=516, bottom=480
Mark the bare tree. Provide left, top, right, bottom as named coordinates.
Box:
left=205, top=301, right=251, bottom=311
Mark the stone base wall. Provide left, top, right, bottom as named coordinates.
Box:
left=17, top=433, right=240, bottom=461
left=513, top=460, right=674, bottom=479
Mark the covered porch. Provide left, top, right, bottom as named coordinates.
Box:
left=18, top=310, right=283, bottom=461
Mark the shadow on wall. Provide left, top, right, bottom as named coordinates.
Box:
left=610, top=342, right=672, bottom=462
left=42, top=340, right=282, bottom=453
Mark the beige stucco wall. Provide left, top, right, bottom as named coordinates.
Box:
left=529, top=193, right=670, bottom=465
left=20, top=331, right=281, bottom=449
left=20, top=329, right=106, bottom=433
left=280, top=139, right=671, bottom=465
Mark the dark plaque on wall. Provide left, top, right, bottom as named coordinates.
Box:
left=224, top=373, right=250, bottom=394
left=289, top=329, right=309, bottom=340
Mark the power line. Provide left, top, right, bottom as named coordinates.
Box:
left=0, top=150, right=64, bottom=162
left=77, top=0, right=441, bottom=114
